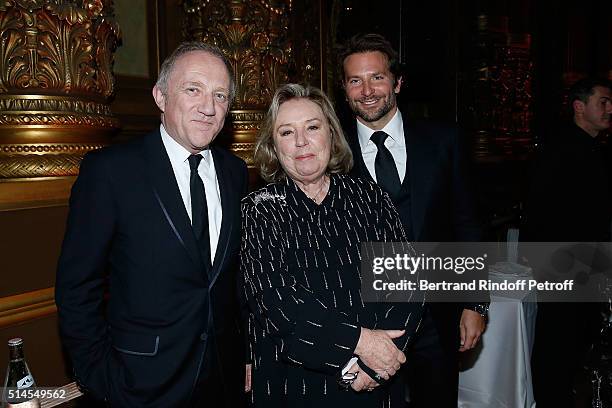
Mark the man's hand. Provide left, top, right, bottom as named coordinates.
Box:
left=354, top=328, right=405, bottom=378
left=245, top=364, right=252, bottom=392
left=345, top=362, right=379, bottom=392
left=459, top=309, right=486, bottom=351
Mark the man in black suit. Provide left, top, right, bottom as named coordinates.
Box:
left=522, top=78, right=612, bottom=408
left=339, top=33, right=487, bottom=407
left=55, top=42, right=248, bottom=407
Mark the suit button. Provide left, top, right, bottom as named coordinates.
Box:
left=200, top=332, right=208, bottom=341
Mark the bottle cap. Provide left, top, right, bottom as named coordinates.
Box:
left=8, top=338, right=23, bottom=347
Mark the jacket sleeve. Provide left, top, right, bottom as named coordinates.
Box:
left=449, top=128, right=490, bottom=309
left=240, top=199, right=361, bottom=375
left=55, top=151, right=115, bottom=401
left=450, top=127, right=485, bottom=242
left=235, top=163, right=253, bottom=363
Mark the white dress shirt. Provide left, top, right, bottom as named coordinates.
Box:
left=160, top=124, right=222, bottom=265
left=357, top=109, right=407, bottom=183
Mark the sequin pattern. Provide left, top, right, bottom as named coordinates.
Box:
left=241, top=174, right=424, bottom=407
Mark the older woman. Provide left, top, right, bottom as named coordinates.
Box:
left=241, top=84, right=424, bottom=407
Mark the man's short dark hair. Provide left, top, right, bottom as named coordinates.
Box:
left=568, top=77, right=612, bottom=106
left=338, top=33, right=401, bottom=85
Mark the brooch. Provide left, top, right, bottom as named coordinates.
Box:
left=253, top=191, right=286, bottom=205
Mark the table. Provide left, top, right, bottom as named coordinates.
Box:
left=458, top=271, right=537, bottom=408
left=40, top=382, right=82, bottom=408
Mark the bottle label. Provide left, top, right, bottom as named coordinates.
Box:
left=16, top=376, right=34, bottom=389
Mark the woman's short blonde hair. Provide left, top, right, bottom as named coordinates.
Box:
left=254, top=84, right=353, bottom=182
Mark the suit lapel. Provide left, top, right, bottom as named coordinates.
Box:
left=209, top=147, right=233, bottom=287
left=348, top=116, right=428, bottom=239
left=346, top=120, right=375, bottom=182
left=144, top=131, right=203, bottom=269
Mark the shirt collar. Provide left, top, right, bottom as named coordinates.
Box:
left=159, top=124, right=211, bottom=167
left=357, top=109, right=404, bottom=151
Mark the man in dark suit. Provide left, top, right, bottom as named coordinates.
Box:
left=339, top=33, right=487, bottom=407
left=55, top=42, right=248, bottom=407
left=522, top=78, right=612, bottom=408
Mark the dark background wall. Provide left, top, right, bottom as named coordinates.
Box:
left=329, top=0, right=611, bottom=123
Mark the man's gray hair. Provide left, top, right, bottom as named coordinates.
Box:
left=155, top=41, right=236, bottom=104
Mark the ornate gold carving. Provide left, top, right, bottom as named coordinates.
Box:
left=183, top=0, right=292, bottom=172
left=0, top=96, right=113, bottom=115
left=0, top=153, right=83, bottom=177
left=182, top=1, right=322, bottom=172
left=183, top=0, right=291, bottom=110
left=230, top=110, right=265, bottom=122
left=0, top=143, right=102, bottom=177
left=225, top=142, right=255, bottom=166
left=0, top=1, right=121, bottom=179
left=0, top=0, right=120, bottom=96
left=0, top=113, right=118, bottom=127
left=230, top=123, right=260, bottom=132
left=1, top=143, right=104, bottom=154
left=229, top=110, right=264, bottom=134
left=0, top=95, right=118, bottom=127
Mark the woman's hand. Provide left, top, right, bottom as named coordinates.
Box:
left=354, top=328, right=405, bottom=377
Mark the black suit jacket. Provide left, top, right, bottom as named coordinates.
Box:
left=346, top=115, right=484, bottom=352
left=522, top=122, right=611, bottom=242
left=55, top=130, right=248, bottom=407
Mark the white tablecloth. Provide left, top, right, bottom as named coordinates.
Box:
left=458, top=273, right=537, bottom=408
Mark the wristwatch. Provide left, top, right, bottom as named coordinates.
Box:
left=338, top=371, right=358, bottom=391
left=468, top=303, right=489, bottom=321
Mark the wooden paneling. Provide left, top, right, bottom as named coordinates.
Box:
left=0, top=206, right=68, bottom=298
left=0, top=178, right=74, bottom=211
left=0, top=288, right=56, bottom=329
left=0, top=202, right=70, bottom=387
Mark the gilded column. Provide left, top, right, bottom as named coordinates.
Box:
left=464, top=15, right=533, bottom=161
left=182, top=0, right=292, bottom=169
left=0, top=0, right=120, bottom=185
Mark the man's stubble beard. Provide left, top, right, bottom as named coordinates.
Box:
left=349, top=93, right=397, bottom=124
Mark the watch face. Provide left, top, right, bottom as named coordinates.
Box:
left=471, top=304, right=489, bottom=317
left=478, top=305, right=489, bottom=318
left=342, top=372, right=358, bottom=381
left=338, top=371, right=358, bottom=391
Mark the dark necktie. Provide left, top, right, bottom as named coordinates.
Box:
left=370, top=131, right=401, bottom=197
left=188, top=154, right=212, bottom=270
